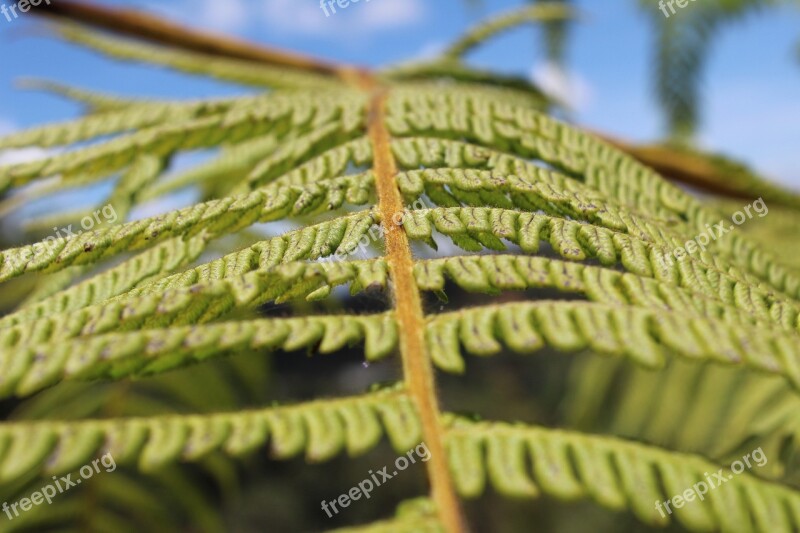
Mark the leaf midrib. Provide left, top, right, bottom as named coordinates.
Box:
left=367, top=88, right=466, bottom=533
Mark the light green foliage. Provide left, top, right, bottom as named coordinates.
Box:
left=446, top=418, right=800, bottom=531
left=333, top=498, right=443, bottom=532
left=0, top=389, right=418, bottom=479
left=1, top=7, right=800, bottom=532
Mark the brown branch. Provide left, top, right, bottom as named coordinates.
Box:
left=32, top=0, right=363, bottom=79
left=595, top=133, right=760, bottom=201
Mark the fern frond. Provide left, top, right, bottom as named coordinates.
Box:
left=1, top=313, right=397, bottom=397
left=425, top=301, right=800, bottom=387
left=446, top=418, right=800, bottom=531
left=382, top=60, right=551, bottom=107
left=15, top=78, right=151, bottom=112
left=531, top=0, right=573, bottom=65
left=0, top=96, right=236, bottom=150
left=564, top=357, right=800, bottom=480
left=0, top=258, right=387, bottom=354
left=0, top=91, right=366, bottom=194
left=0, top=176, right=375, bottom=282
left=0, top=389, right=418, bottom=482
left=332, top=498, right=442, bottom=533
left=413, top=251, right=795, bottom=334
left=441, top=4, right=576, bottom=59
left=638, top=0, right=795, bottom=140
left=240, top=131, right=371, bottom=192
left=3, top=6, right=799, bottom=530
left=0, top=235, right=207, bottom=327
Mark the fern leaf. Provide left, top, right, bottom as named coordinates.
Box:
left=0, top=177, right=375, bottom=281
left=2, top=6, right=799, bottom=530
left=0, top=389, right=417, bottom=482
left=331, top=498, right=442, bottom=533
left=446, top=417, right=800, bottom=531
left=1, top=313, right=397, bottom=397
left=0, top=235, right=208, bottom=327
left=426, top=301, right=800, bottom=388
left=441, top=4, right=575, bottom=59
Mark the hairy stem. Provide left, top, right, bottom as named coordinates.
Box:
left=367, top=90, right=466, bottom=533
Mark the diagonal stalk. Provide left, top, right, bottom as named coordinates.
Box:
left=367, top=90, right=466, bottom=533
left=36, top=0, right=361, bottom=79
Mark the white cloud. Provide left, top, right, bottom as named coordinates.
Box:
left=262, top=0, right=424, bottom=38
left=354, top=0, right=423, bottom=29
left=145, top=0, right=249, bottom=34
left=0, top=120, right=51, bottom=166
left=0, top=119, right=15, bottom=136
left=198, top=0, right=249, bottom=33
left=0, top=147, right=50, bottom=166
left=412, top=41, right=447, bottom=62
left=141, top=0, right=424, bottom=42
left=531, top=62, right=593, bottom=112
left=262, top=0, right=327, bottom=34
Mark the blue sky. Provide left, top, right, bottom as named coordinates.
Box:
left=1, top=0, right=798, bottom=188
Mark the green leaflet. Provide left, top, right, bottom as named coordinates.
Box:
left=0, top=235, right=208, bottom=328
left=0, top=390, right=419, bottom=482
left=0, top=258, right=388, bottom=356
left=386, top=86, right=695, bottom=220
left=440, top=4, right=575, bottom=59
left=446, top=418, right=800, bottom=532
left=106, top=153, right=168, bottom=219
left=0, top=96, right=240, bottom=150
left=389, top=137, right=680, bottom=222
left=563, top=357, right=800, bottom=480
left=0, top=313, right=397, bottom=397
left=331, top=498, right=443, bottom=533
left=425, top=301, right=800, bottom=390
left=119, top=212, right=380, bottom=296
left=413, top=255, right=793, bottom=332
left=0, top=91, right=367, bottom=194
left=3, top=251, right=796, bottom=399
left=383, top=60, right=551, bottom=108
left=384, top=87, right=800, bottom=300
left=242, top=134, right=373, bottom=191
left=14, top=78, right=155, bottom=112
left=0, top=174, right=376, bottom=282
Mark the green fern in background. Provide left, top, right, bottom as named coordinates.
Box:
left=2, top=3, right=800, bottom=532
left=520, top=0, right=800, bottom=141
left=640, top=0, right=800, bottom=142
